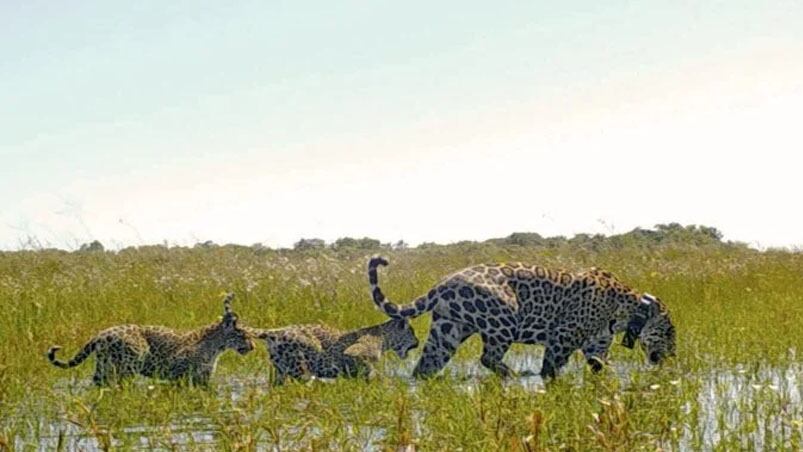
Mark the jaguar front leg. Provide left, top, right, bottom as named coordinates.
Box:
left=540, top=330, right=584, bottom=380
left=581, top=334, right=612, bottom=373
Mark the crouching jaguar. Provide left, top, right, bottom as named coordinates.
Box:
left=247, top=317, right=418, bottom=385
left=47, top=293, right=254, bottom=386
left=368, top=257, right=675, bottom=379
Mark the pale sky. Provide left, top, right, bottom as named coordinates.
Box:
left=2, top=1, right=802, bottom=250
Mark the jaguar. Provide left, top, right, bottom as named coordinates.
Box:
left=368, top=257, right=675, bottom=379
left=47, top=293, right=254, bottom=386
left=248, top=318, right=418, bottom=385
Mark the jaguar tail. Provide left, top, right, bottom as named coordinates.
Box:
left=47, top=338, right=98, bottom=369
left=368, top=256, right=435, bottom=320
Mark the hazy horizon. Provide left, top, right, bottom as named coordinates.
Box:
left=3, top=2, right=802, bottom=251
left=4, top=222, right=771, bottom=252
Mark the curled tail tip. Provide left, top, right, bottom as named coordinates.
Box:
left=369, top=256, right=389, bottom=268
left=47, top=346, right=61, bottom=361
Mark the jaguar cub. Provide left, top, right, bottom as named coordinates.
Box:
left=47, top=293, right=254, bottom=386
left=248, top=318, right=418, bottom=385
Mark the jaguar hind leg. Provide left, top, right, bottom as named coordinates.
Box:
left=412, top=318, right=472, bottom=378
left=479, top=334, right=513, bottom=377
left=92, top=360, right=112, bottom=386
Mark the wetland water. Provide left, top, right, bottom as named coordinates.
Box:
left=20, top=351, right=803, bottom=451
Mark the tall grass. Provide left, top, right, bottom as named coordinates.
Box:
left=0, top=242, right=801, bottom=449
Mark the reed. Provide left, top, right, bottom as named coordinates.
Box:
left=0, top=241, right=800, bottom=449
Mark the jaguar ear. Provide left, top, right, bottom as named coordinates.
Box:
left=223, top=314, right=238, bottom=328
left=622, top=293, right=655, bottom=348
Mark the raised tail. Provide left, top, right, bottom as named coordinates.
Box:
left=368, top=256, right=436, bottom=320
left=47, top=339, right=97, bottom=369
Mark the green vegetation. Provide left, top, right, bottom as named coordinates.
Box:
left=1, top=226, right=801, bottom=450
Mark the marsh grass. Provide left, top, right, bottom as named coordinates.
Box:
left=0, top=243, right=801, bottom=450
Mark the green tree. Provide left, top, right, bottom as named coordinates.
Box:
left=294, top=238, right=326, bottom=250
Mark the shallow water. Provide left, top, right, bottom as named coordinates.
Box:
left=692, top=364, right=802, bottom=451
left=14, top=353, right=803, bottom=451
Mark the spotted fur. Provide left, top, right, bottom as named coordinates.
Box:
left=47, top=293, right=254, bottom=386
left=368, top=257, right=675, bottom=379
left=248, top=319, right=418, bottom=385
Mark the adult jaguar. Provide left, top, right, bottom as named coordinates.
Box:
left=47, top=293, right=254, bottom=386
left=368, top=257, right=675, bottom=379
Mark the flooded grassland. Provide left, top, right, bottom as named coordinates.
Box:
left=1, top=243, right=801, bottom=450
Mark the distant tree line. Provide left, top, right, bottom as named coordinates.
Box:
left=484, top=223, right=728, bottom=249
left=71, top=223, right=739, bottom=254
left=294, top=237, right=384, bottom=251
